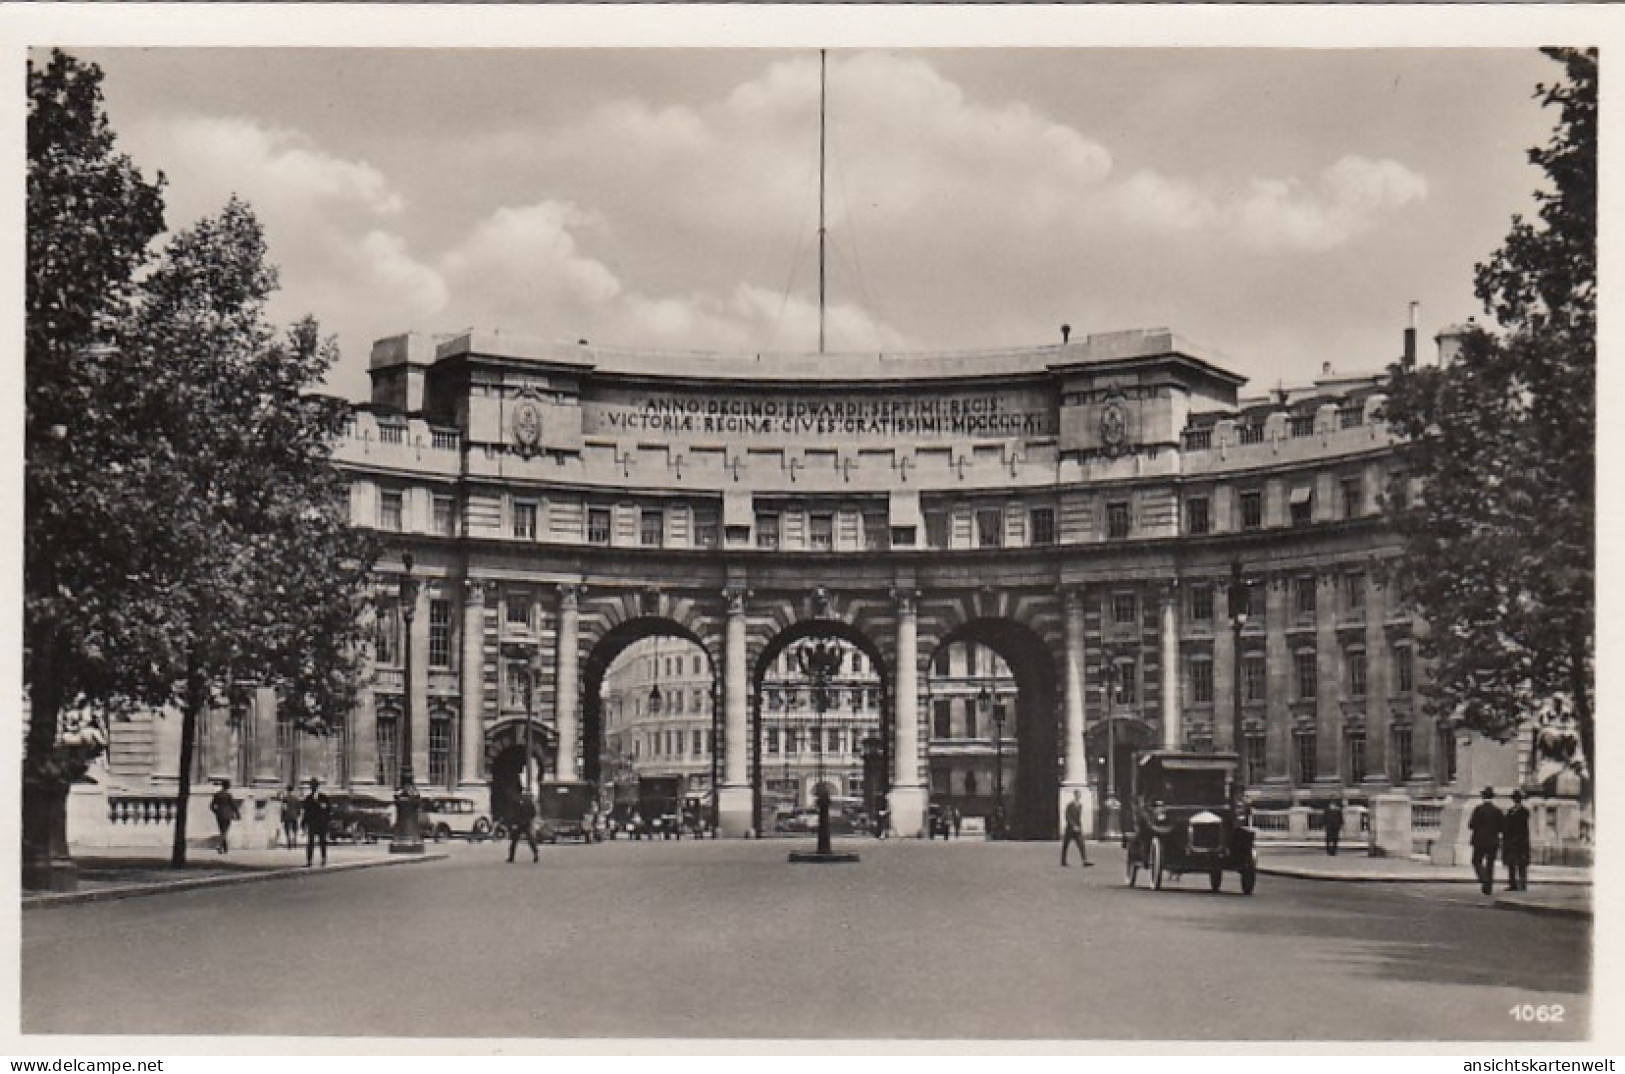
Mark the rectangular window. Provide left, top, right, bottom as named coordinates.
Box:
left=1186, top=497, right=1210, bottom=536
left=1347, top=730, right=1367, bottom=784
left=1244, top=731, right=1267, bottom=784
left=1295, top=649, right=1318, bottom=701
left=934, top=647, right=951, bottom=676
left=925, top=512, right=950, bottom=549
left=1030, top=507, right=1056, bottom=547
left=767, top=729, right=779, bottom=755
left=1113, top=592, right=1138, bottom=626
left=976, top=508, right=1003, bottom=548
left=506, top=661, right=529, bottom=709
left=692, top=689, right=704, bottom=714
left=1240, top=490, right=1262, bottom=531
left=1347, top=649, right=1367, bottom=698
left=1345, top=572, right=1366, bottom=614
left=429, top=599, right=453, bottom=668
left=934, top=699, right=952, bottom=739
left=1190, top=585, right=1214, bottom=623
left=513, top=501, right=537, bottom=540
left=1243, top=654, right=1266, bottom=703
left=1395, top=644, right=1414, bottom=694
left=828, top=729, right=840, bottom=754
left=809, top=513, right=834, bottom=550
left=692, top=730, right=703, bottom=757
left=380, top=490, right=403, bottom=532
left=696, top=521, right=719, bottom=548
left=888, top=525, right=914, bottom=548
left=433, top=495, right=456, bottom=537
left=507, top=594, right=531, bottom=628
left=964, top=703, right=978, bottom=739
left=587, top=507, right=612, bottom=545
left=1190, top=658, right=1214, bottom=705
left=1295, top=729, right=1318, bottom=784
left=428, top=716, right=452, bottom=787
left=785, top=729, right=798, bottom=755
left=1392, top=726, right=1414, bottom=782
left=1110, top=661, right=1138, bottom=706
left=672, top=691, right=684, bottom=714
left=1342, top=476, right=1364, bottom=519
left=1290, top=489, right=1313, bottom=527
left=640, top=508, right=664, bottom=548
left=1296, top=576, right=1318, bottom=617
left=756, top=513, right=780, bottom=550
left=1107, top=501, right=1131, bottom=540
left=376, top=712, right=399, bottom=787
left=375, top=603, right=400, bottom=666
left=1438, top=725, right=1458, bottom=784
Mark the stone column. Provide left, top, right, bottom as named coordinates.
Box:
left=408, top=580, right=430, bottom=784
left=1059, top=587, right=1093, bottom=830
left=459, top=578, right=489, bottom=789
left=1161, top=586, right=1181, bottom=750
left=555, top=584, right=582, bottom=781
left=888, top=589, right=927, bottom=837
left=253, top=686, right=280, bottom=785
left=717, top=586, right=753, bottom=836
left=351, top=602, right=379, bottom=787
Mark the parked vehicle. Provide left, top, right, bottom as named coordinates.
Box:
left=1122, top=751, right=1258, bottom=895
left=535, top=780, right=597, bottom=843
left=420, top=796, right=496, bottom=842
left=637, top=775, right=684, bottom=839
left=326, top=793, right=396, bottom=844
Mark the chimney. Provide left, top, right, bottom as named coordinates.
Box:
left=1061, top=324, right=1071, bottom=344
left=1403, top=301, right=1419, bottom=368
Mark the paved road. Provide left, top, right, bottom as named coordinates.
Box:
left=22, top=839, right=1590, bottom=1041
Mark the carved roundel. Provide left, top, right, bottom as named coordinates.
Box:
left=512, top=399, right=544, bottom=449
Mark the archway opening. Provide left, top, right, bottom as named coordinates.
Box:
left=486, top=723, right=555, bottom=828
left=584, top=617, right=718, bottom=835
left=752, top=620, right=890, bottom=837
left=925, top=619, right=1059, bottom=840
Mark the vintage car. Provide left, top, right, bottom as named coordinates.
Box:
left=420, top=796, right=495, bottom=842
left=1122, top=751, right=1258, bottom=894
left=326, top=793, right=396, bottom=843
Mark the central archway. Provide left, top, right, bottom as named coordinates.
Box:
left=752, top=618, right=891, bottom=837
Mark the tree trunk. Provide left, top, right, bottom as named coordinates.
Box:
left=171, top=662, right=207, bottom=868
left=1568, top=625, right=1594, bottom=806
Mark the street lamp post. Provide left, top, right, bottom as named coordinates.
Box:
left=789, top=637, right=858, bottom=864
left=1230, top=560, right=1250, bottom=786
left=980, top=682, right=1004, bottom=839
left=391, top=552, right=424, bottom=854
left=526, top=645, right=542, bottom=797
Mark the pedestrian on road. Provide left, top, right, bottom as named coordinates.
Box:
left=1061, top=789, right=1092, bottom=867
left=630, top=809, right=644, bottom=841
left=876, top=806, right=889, bottom=839
left=279, top=785, right=300, bottom=849
left=1502, top=789, right=1531, bottom=892
left=952, top=806, right=962, bottom=840
left=1468, top=786, right=1504, bottom=896
left=209, top=780, right=240, bottom=854
left=1323, top=798, right=1345, bottom=857
left=301, top=779, right=332, bottom=867
left=507, top=794, right=539, bottom=863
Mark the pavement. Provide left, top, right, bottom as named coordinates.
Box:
left=1255, top=845, right=1593, bottom=919
left=22, top=842, right=450, bottom=909
left=24, top=836, right=1591, bottom=920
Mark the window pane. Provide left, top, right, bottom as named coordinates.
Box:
left=381, top=491, right=403, bottom=532
left=810, top=513, right=834, bottom=550
left=1190, top=586, right=1213, bottom=622
left=587, top=508, right=611, bottom=545
left=429, top=600, right=453, bottom=668
left=1107, top=501, right=1131, bottom=539
left=514, top=501, right=537, bottom=539
left=1186, top=497, right=1210, bottom=536
left=640, top=509, right=664, bottom=547
left=1030, top=507, right=1056, bottom=546
left=1240, top=491, right=1262, bottom=530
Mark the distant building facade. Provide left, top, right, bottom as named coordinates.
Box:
left=93, top=323, right=1505, bottom=839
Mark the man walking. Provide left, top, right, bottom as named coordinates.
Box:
left=1061, top=789, right=1092, bottom=867
left=1467, top=786, right=1504, bottom=896
left=301, top=778, right=332, bottom=867
left=209, top=780, right=240, bottom=854
left=507, top=793, right=539, bottom=863
left=1323, top=797, right=1345, bottom=857
left=279, top=785, right=300, bottom=850
left=1502, top=789, right=1532, bottom=892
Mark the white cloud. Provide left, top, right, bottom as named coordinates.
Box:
left=1231, top=154, right=1429, bottom=251
left=438, top=202, right=622, bottom=329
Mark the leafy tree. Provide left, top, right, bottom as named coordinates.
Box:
left=120, top=200, right=378, bottom=865
left=1383, top=48, right=1595, bottom=796
left=25, top=49, right=166, bottom=789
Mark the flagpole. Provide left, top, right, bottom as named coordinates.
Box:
left=818, top=48, right=826, bottom=355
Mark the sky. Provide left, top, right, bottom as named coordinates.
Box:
left=71, top=44, right=1561, bottom=403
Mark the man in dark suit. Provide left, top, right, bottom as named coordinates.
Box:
left=1502, top=789, right=1532, bottom=892
left=507, top=793, right=539, bottom=863
left=301, top=779, right=332, bottom=867
left=1323, top=798, right=1345, bottom=856
left=1061, top=789, right=1092, bottom=867
left=209, top=780, right=240, bottom=854
left=1467, top=786, right=1504, bottom=895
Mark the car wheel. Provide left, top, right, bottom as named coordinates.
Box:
left=434, top=824, right=451, bottom=842
left=1209, top=869, right=1223, bottom=893
left=1150, top=836, right=1166, bottom=891
left=472, top=818, right=491, bottom=843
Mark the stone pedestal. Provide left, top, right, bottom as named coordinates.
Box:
left=1371, top=793, right=1412, bottom=859
left=887, top=785, right=928, bottom=838
left=717, top=784, right=754, bottom=837
left=1287, top=805, right=1311, bottom=840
